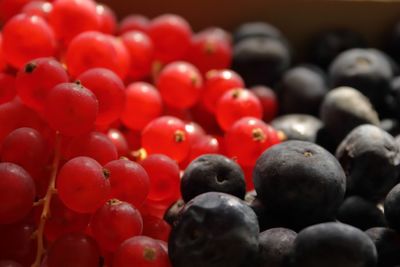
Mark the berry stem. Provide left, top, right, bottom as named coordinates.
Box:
left=31, top=131, right=62, bottom=267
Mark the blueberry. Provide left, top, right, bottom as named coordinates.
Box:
left=233, top=22, right=282, bottom=44
left=168, top=192, right=259, bottom=267
left=292, top=222, right=377, bottom=267
left=319, top=86, right=380, bottom=144
left=253, top=140, right=346, bottom=230
left=336, top=124, right=400, bottom=202
left=164, top=199, right=185, bottom=226
left=329, top=48, right=393, bottom=113
left=232, top=37, right=291, bottom=87
left=365, top=227, right=400, bottom=267
left=180, top=154, right=246, bottom=202
left=259, top=228, right=296, bottom=267
left=337, top=196, right=386, bottom=230
left=278, top=65, right=328, bottom=116
left=384, top=183, right=400, bottom=232
left=270, top=114, right=323, bottom=143
left=309, top=29, right=366, bottom=69
left=246, top=191, right=283, bottom=231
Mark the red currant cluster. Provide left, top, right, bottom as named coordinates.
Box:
left=0, top=0, right=280, bottom=267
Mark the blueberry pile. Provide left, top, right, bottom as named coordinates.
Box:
left=2, top=1, right=400, bottom=267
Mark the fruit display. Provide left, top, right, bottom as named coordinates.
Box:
left=2, top=0, right=400, bottom=267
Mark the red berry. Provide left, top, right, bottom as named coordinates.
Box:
left=16, top=57, right=68, bottom=114
left=0, top=222, right=36, bottom=265
left=224, top=117, right=280, bottom=167
left=91, top=199, right=143, bottom=252
left=57, top=156, right=110, bottom=213
left=107, top=128, right=129, bottom=157
left=156, top=61, right=203, bottom=109
left=47, top=233, right=101, bottom=267
left=96, top=4, right=116, bottom=34
left=77, top=68, right=126, bottom=126
left=141, top=116, right=190, bottom=163
left=0, top=98, right=46, bottom=146
left=66, top=31, right=129, bottom=79
left=64, top=131, right=118, bottom=165
left=105, top=159, right=150, bottom=207
left=121, top=82, right=163, bottom=131
left=44, top=195, right=91, bottom=242
left=148, top=14, right=192, bottom=63
left=121, top=31, right=154, bottom=80
left=113, top=236, right=171, bottom=267
left=45, top=82, right=98, bottom=137
left=1, top=127, right=49, bottom=179
left=22, top=1, right=53, bottom=20
left=119, top=14, right=149, bottom=34
left=201, top=69, right=244, bottom=113
left=140, top=154, right=180, bottom=207
left=216, top=88, right=263, bottom=131
left=188, top=28, right=232, bottom=74
left=142, top=215, right=171, bottom=242
left=251, top=85, right=278, bottom=122
left=2, top=14, right=56, bottom=68
left=0, top=162, right=35, bottom=224
left=48, top=0, right=100, bottom=44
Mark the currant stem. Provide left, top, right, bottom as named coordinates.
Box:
left=31, top=131, right=62, bottom=267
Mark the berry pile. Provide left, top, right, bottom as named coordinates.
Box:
left=1, top=0, right=400, bottom=267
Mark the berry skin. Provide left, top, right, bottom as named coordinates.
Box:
left=336, top=124, right=400, bottom=202
left=47, top=233, right=101, bottom=267
left=365, top=227, right=400, bottom=267
left=216, top=88, right=263, bottom=131
left=119, top=14, right=149, bottom=34
left=384, top=183, right=400, bottom=231
left=251, top=85, right=278, bottom=122
left=2, top=14, right=56, bottom=68
left=121, top=82, right=163, bottom=131
left=224, top=117, right=280, bottom=167
left=64, top=131, right=118, bottom=165
left=0, top=162, right=35, bottom=224
left=121, top=30, right=154, bottom=80
left=181, top=154, right=246, bottom=202
left=56, top=156, right=110, bottom=213
left=77, top=68, right=126, bottom=126
left=188, top=28, right=232, bottom=74
left=201, top=69, right=245, bottom=114
left=48, top=0, right=100, bottom=44
left=105, top=159, right=150, bottom=207
left=141, top=116, right=190, bottom=163
left=45, top=82, right=99, bottom=137
left=259, top=228, right=297, bottom=267
left=16, top=57, right=69, bottom=114
left=169, top=192, right=259, bottom=267
left=0, top=73, right=16, bottom=105
left=253, top=140, right=346, bottom=230
left=337, top=196, right=386, bottom=230
left=113, top=236, right=171, bottom=267
left=148, top=14, right=192, bottom=63
left=1, top=127, right=49, bottom=180
left=91, top=199, right=143, bottom=252
left=140, top=154, right=181, bottom=207
left=96, top=4, right=117, bottom=34
left=292, top=222, right=377, bottom=267
left=156, top=61, right=203, bottom=109
left=65, top=31, right=129, bottom=79
left=22, top=1, right=53, bottom=20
